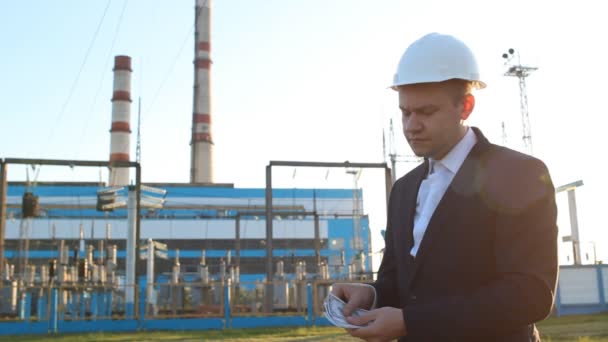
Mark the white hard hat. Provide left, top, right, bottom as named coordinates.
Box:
left=391, top=33, right=486, bottom=90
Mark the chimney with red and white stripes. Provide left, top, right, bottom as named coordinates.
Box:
left=190, top=0, right=214, bottom=183
left=109, top=55, right=132, bottom=186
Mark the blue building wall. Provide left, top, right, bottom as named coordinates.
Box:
left=4, top=183, right=373, bottom=279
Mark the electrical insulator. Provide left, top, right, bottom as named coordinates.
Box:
left=78, top=259, right=88, bottom=282
left=22, top=192, right=39, bottom=218
left=48, top=259, right=57, bottom=281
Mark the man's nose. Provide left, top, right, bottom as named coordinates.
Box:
left=404, top=113, right=423, bottom=132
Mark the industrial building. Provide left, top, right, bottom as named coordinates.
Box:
left=0, top=0, right=378, bottom=321
left=1, top=0, right=605, bottom=337
left=2, top=182, right=373, bottom=283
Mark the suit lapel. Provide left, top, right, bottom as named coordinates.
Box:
left=405, top=128, right=491, bottom=290
left=395, top=162, right=428, bottom=264
left=391, top=161, right=427, bottom=306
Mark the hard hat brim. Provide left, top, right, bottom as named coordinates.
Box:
left=389, top=79, right=486, bottom=91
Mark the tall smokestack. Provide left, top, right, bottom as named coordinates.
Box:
left=109, top=55, right=132, bottom=186
left=190, top=0, right=214, bottom=183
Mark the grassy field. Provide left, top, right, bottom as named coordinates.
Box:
left=538, top=313, right=608, bottom=341
left=0, top=313, right=606, bottom=341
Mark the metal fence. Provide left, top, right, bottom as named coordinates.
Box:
left=147, top=281, right=224, bottom=318
left=0, top=283, right=138, bottom=322
left=0, top=265, right=606, bottom=335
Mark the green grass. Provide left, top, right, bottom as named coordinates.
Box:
left=0, top=313, right=607, bottom=341
left=539, top=313, right=608, bottom=342
left=0, top=326, right=356, bottom=342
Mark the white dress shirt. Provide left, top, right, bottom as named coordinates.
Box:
left=410, top=127, right=478, bottom=257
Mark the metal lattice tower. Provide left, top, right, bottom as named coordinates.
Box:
left=346, top=168, right=363, bottom=251
left=502, top=49, right=537, bottom=155
left=384, top=118, right=422, bottom=184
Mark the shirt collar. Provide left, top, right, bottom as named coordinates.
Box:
left=430, top=126, right=477, bottom=175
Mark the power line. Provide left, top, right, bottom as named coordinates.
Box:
left=145, top=25, right=194, bottom=118
left=75, top=0, right=129, bottom=160
left=144, top=3, right=206, bottom=119
left=45, top=0, right=112, bottom=156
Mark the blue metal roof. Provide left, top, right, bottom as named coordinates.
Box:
left=7, top=184, right=361, bottom=199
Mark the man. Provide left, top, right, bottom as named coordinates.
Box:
left=331, top=33, right=558, bottom=341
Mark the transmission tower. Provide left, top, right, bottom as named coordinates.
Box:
left=384, top=119, right=422, bottom=184
left=502, top=48, right=537, bottom=155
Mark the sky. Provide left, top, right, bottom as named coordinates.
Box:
left=1, top=0, right=606, bottom=266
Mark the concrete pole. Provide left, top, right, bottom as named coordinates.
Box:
left=125, top=188, right=136, bottom=314
left=314, top=213, right=321, bottom=268
left=135, top=170, right=142, bottom=301
left=0, top=161, right=6, bottom=281
left=0, top=160, right=8, bottom=288
left=146, top=238, right=154, bottom=307
left=313, top=190, right=321, bottom=272
left=568, top=189, right=582, bottom=265
left=264, top=165, right=273, bottom=313
left=235, top=216, right=240, bottom=271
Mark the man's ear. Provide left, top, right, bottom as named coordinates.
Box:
left=461, top=94, right=475, bottom=121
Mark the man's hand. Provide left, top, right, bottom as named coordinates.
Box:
left=346, top=307, right=407, bottom=342
left=331, top=283, right=375, bottom=316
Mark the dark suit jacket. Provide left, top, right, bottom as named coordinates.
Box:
left=373, top=127, right=558, bottom=342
